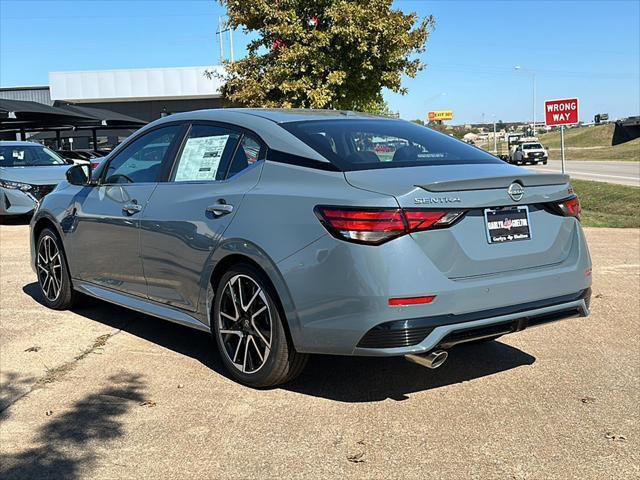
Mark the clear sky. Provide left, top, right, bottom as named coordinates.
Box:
left=1, top=0, right=638, bottom=124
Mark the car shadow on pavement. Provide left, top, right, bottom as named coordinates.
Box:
left=0, top=373, right=146, bottom=480
left=22, top=282, right=536, bottom=403
left=0, top=215, right=31, bottom=226
left=22, top=282, right=225, bottom=374
left=284, top=342, right=535, bottom=402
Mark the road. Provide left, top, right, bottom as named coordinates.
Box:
left=526, top=160, right=640, bottom=187
left=1, top=224, right=639, bottom=479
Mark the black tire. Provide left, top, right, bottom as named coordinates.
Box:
left=212, top=263, right=308, bottom=388
left=36, top=228, right=77, bottom=310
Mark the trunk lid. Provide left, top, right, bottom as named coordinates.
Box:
left=344, top=164, right=577, bottom=279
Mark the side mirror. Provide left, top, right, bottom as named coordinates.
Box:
left=66, top=164, right=92, bottom=186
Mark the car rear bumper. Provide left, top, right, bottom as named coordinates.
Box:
left=277, top=220, right=592, bottom=356
left=0, top=188, right=36, bottom=216
left=353, top=288, right=590, bottom=356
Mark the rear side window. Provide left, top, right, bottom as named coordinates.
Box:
left=226, top=133, right=264, bottom=179
left=281, top=119, right=502, bottom=171
left=171, top=125, right=240, bottom=182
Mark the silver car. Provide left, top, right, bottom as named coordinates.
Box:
left=30, top=109, right=592, bottom=387
left=1, top=141, right=72, bottom=217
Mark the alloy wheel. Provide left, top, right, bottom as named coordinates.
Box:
left=218, top=274, right=273, bottom=374
left=37, top=235, right=63, bottom=302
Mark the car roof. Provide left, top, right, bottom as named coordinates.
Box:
left=0, top=141, right=46, bottom=147
left=221, top=108, right=385, bottom=123
left=163, top=108, right=388, bottom=125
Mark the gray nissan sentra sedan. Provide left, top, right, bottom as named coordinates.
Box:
left=30, top=109, right=592, bottom=387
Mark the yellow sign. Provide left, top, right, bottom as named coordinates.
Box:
left=428, top=110, right=454, bottom=121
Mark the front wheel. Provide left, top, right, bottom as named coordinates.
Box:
left=212, top=264, right=307, bottom=387
left=36, top=228, right=77, bottom=310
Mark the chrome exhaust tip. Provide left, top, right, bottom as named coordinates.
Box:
left=405, top=350, right=448, bottom=369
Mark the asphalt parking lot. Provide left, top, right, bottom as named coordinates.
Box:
left=1, top=222, right=638, bottom=479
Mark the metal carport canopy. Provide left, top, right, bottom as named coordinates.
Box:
left=0, top=99, right=95, bottom=130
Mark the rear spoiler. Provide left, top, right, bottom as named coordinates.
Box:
left=419, top=174, right=570, bottom=192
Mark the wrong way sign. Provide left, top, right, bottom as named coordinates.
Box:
left=545, top=98, right=579, bottom=126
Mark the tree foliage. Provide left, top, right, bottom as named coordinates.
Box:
left=217, top=0, right=434, bottom=111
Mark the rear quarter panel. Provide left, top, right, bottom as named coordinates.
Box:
left=218, top=160, right=399, bottom=343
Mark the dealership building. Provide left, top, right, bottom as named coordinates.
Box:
left=0, top=65, right=225, bottom=148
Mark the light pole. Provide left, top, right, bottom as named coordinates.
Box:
left=515, top=66, right=536, bottom=136
left=492, top=114, right=497, bottom=154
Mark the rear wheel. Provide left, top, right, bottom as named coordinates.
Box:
left=36, top=228, right=77, bottom=310
left=212, top=263, right=307, bottom=387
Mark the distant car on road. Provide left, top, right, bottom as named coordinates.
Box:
left=30, top=109, right=591, bottom=387
left=509, top=141, right=548, bottom=165
left=0, top=141, right=72, bottom=217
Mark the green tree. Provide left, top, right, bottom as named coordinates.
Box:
left=216, top=0, right=434, bottom=111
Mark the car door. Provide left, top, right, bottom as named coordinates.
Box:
left=65, top=124, right=185, bottom=297
left=140, top=123, right=265, bottom=312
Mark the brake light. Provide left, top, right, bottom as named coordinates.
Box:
left=554, top=196, right=581, bottom=220
left=315, top=206, right=465, bottom=245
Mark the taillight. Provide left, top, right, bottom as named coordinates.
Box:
left=553, top=196, right=581, bottom=220
left=315, top=206, right=466, bottom=245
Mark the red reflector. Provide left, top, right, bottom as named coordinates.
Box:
left=388, top=295, right=436, bottom=306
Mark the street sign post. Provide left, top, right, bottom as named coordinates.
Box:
left=545, top=98, right=579, bottom=174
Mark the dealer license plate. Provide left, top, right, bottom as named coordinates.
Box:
left=484, top=206, right=531, bottom=244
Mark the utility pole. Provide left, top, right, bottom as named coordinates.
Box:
left=216, top=17, right=235, bottom=63
left=218, top=16, right=224, bottom=63
left=532, top=72, right=537, bottom=136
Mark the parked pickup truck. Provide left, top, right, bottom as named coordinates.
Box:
left=509, top=141, right=548, bottom=165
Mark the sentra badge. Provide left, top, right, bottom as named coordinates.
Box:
left=414, top=197, right=462, bottom=205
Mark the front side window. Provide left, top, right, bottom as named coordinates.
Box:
left=104, top=126, right=181, bottom=184
left=0, top=145, right=67, bottom=167
left=282, top=119, right=503, bottom=171
left=171, top=125, right=240, bottom=182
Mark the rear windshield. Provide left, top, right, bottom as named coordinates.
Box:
left=281, top=119, right=502, bottom=171
left=0, top=145, right=67, bottom=167
left=522, top=143, right=543, bottom=149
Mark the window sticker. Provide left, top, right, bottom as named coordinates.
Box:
left=174, top=135, right=230, bottom=181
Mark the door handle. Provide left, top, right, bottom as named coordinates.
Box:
left=206, top=202, right=234, bottom=217
left=122, top=201, right=143, bottom=216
